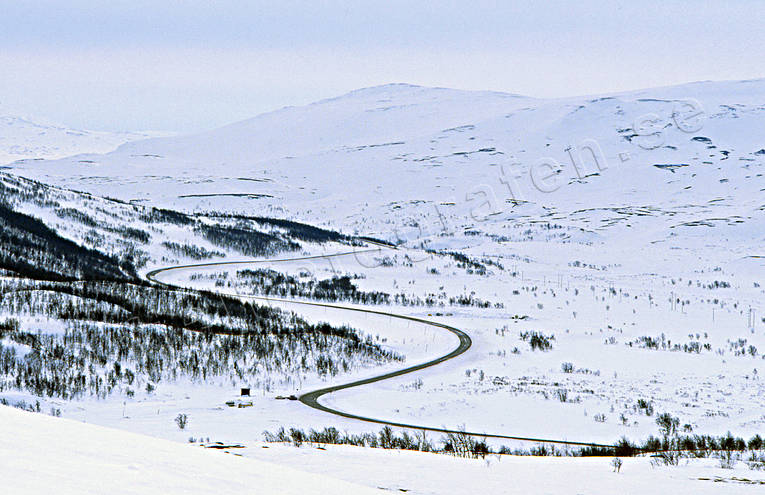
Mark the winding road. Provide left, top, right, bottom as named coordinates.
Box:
left=146, top=247, right=617, bottom=450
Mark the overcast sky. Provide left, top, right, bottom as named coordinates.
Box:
left=2, top=1, right=764, bottom=133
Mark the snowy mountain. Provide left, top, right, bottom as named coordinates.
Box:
left=0, top=113, right=162, bottom=165
left=7, top=80, right=762, bottom=214
left=6, top=80, right=763, bottom=269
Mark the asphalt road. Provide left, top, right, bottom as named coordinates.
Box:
left=146, top=248, right=617, bottom=449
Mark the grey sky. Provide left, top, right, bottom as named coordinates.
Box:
left=2, top=1, right=763, bottom=132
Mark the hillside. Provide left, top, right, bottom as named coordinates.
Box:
left=0, top=114, right=159, bottom=166
left=6, top=80, right=762, bottom=259
left=0, top=405, right=380, bottom=495
left=0, top=172, right=397, bottom=413
left=3, top=405, right=762, bottom=495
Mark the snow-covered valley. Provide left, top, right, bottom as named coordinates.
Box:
left=1, top=79, right=764, bottom=493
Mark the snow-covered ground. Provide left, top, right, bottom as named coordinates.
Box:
left=0, top=405, right=380, bottom=495
left=4, top=404, right=764, bottom=495
left=7, top=80, right=763, bottom=244
left=146, top=243, right=763, bottom=446
left=0, top=113, right=163, bottom=166
left=248, top=441, right=765, bottom=494
left=2, top=79, right=764, bottom=491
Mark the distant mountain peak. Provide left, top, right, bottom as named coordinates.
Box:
left=0, top=114, right=161, bottom=165
left=315, top=83, right=529, bottom=106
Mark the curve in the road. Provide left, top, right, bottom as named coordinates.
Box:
left=147, top=248, right=617, bottom=450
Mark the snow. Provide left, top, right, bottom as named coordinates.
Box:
left=5, top=404, right=764, bottom=495
left=0, top=405, right=379, bottom=495
left=0, top=114, right=164, bottom=166
left=7, top=80, right=763, bottom=239
left=2, top=78, right=765, bottom=490
left=143, top=243, right=764, bottom=446
left=246, top=442, right=765, bottom=494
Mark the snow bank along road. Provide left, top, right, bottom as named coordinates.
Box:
left=146, top=248, right=616, bottom=450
